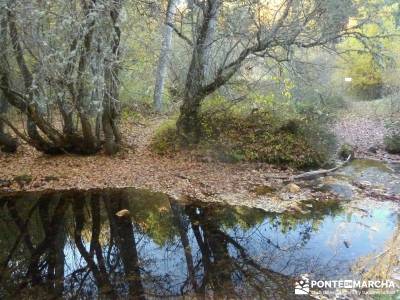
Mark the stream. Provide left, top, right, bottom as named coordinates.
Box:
left=0, top=159, right=399, bottom=299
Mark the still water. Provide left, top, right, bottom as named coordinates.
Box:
left=0, top=188, right=398, bottom=299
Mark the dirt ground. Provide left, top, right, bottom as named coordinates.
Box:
left=1, top=100, right=399, bottom=209
left=334, top=99, right=400, bottom=162
left=0, top=118, right=301, bottom=208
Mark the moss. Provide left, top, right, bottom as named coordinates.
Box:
left=14, top=174, right=33, bottom=187
left=251, top=185, right=277, bottom=196
left=384, top=134, right=400, bottom=154
left=150, top=118, right=179, bottom=155
left=151, top=102, right=336, bottom=169
left=338, top=143, right=355, bottom=160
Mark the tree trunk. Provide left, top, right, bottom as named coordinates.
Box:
left=102, top=60, right=121, bottom=154
left=73, top=197, right=116, bottom=298
left=102, top=108, right=119, bottom=154
left=176, top=94, right=203, bottom=144
left=176, top=0, right=222, bottom=144
left=202, top=2, right=219, bottom=85
left=103, top=0, right=122, bottom=154
left=153, top=0, right=176, bottom=112
left=0, top=98, right=18, bottom=153
left=0, top=0, right=124, bottom=155
left=0, top=11, right=17, bottom=153
left=104, top=192, right=146, bottom=300
left=170, top=200, right=197, bottom=290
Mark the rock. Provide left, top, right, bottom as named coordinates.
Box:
left=115, top=209, right=130, bottom=218
left=44, top=175, right=59, bottom=182
left=289, top=203, right=308, bottom=214
left=199, top=156, right=213, bottom=163
left=358, top=180, right=372, bottom=187
left=287, top=183, right=301, bottom=193
left=391, top=268, right=400, bottom=281
left=368, top=146, right=378, bottom=154
left=33, top=182, right=44, bottom=188
left=0, top=179, right=12, bottom=188
left=321, top=183, right=353, bottom=200
left=323, top=176, right=336, bottom=184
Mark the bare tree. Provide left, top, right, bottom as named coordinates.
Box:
left=0, top=0, right=123, bottom=154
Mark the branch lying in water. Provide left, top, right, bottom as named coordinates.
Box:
left=266, top=154, right=352, bottom=181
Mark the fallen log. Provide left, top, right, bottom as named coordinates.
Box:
left=266, top=154, right=352, bottom=181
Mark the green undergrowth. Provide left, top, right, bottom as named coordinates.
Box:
left=384, top=120, right=400, bottom=154
left=151, top=95, right=337, bottom=169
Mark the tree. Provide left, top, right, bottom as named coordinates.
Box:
left=335, top=0, right=400, bottom=100
left=0, top=0, right=123, bottom=154
left=153, top=0, right=177, bottom=112
left=170, top=0, right=371, bottom=144
left=0, top=9, right=18, bottom=153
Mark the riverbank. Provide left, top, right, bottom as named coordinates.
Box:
left=1, top=105, right=399, bottom=212
left=0, top=118, right=311, bottom=212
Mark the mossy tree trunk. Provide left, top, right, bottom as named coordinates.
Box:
left=0, top=98, right=18, bottom=153
left=103, top=0, right=122, bottom=155
left=176, top=0, right=221, bottom=144
left=0, top=13, right=17, bottom=153
left=0, top=0, right=122, bottom=155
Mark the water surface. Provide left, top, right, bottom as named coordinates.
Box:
left=0, top=188, right=398, bottom=299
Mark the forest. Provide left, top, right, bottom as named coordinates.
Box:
left=0, top=0, right=400, bottom=299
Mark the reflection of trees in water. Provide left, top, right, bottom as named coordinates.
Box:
left=0, top=193, right=67, bottom=298
left=0, top=189, right=338, bottom=299
left=0, top=191, right=146, bottom=299
left=183, top=204, right=293, bottom=299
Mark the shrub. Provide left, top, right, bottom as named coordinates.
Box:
left=338, top=143, right=355, bottom=160
left=151, top=95, right=337, bottom=169
left=294, top=93, right=346, bottom=123
left=384, top=134, right=400, bottom=154
left=151, top=118, right=179, bottom=155
left=384, top=120, right=400, bottom=154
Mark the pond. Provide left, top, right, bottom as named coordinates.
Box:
left=0, top=187, right=399, bottom=299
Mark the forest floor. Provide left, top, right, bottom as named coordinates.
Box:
left=334, top=98, right=400, bottom=162
left=0, top=117, right=303, bottom=211
left=0, top=98, right=399, bottom=211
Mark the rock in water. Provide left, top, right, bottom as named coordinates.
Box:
left=115, top=209, right=130, bottom=218
left=323, top=183, right=353, bottom=200
left=287, top=183, right=301, bottom=193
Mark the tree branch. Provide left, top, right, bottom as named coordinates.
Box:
left=167, top=22, right=193, bottom=46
